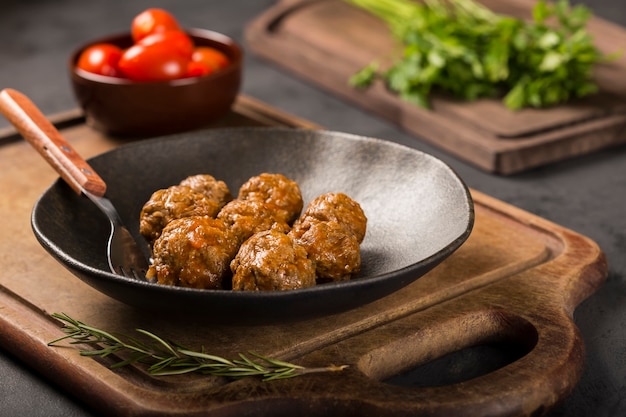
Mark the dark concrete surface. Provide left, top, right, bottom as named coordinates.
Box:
left=1, top=1, right=625, bottom=416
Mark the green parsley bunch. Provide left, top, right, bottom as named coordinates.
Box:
left=348, top=0, right=617, bottom=110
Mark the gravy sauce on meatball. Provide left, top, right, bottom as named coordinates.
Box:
left=291, top=219, right=361, bottom=282
left=217, top=198, right=290, bottom=245
left=179, top=174, right=233, bottom=210
left=231, top=229, right=316, bottom=291
left=139, top=185, right=222, bottom=243
left=293, top=192, right=367, bottom=243
left=147, top=216, right=239, bottom=289
left=237, top=173, right=303, bottom=224
left=141, top=173, right=367, bottom=291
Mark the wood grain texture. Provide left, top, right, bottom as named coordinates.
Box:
left=244, top=0, right=626, bottom=174
left=0, top=96, right=607, bottom=416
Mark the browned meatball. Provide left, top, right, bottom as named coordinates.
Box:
left=293, top=192, right=367, bottom=243
left=231, top=229, right=316, bottom=291
left=179, top=174, right=233, bottom=210
left=217, top=198, right=290, bottom=244
left=139, top=185, right=222, bottom=243
left=237, top=173, right=303, bottom=224
left=291, top=220, right=361, bottom=282
left=147, top=216, right=239, bottom=289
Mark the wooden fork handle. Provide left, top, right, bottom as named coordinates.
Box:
left=0, top=88, right=106, bottom=197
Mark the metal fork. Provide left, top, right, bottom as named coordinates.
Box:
left=0, top=88, right=149, bottom=280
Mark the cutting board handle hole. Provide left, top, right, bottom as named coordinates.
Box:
left=384, top=339, right=533, bottom=388
left=359, top=309, right=538, bottom=387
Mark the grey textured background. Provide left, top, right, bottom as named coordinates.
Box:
left=1, top=1, right=625, bottom=416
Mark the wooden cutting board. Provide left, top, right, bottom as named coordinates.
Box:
left=245, top=0, right=626, bottom=174
left=0, top=96, right=607, bottom=416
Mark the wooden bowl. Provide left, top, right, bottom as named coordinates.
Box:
left=69, top=28, right=242, bottom=137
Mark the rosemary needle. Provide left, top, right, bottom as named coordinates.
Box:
left=48, top=312, right=348, bottom=381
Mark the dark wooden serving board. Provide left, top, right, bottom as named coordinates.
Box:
left=0, top=96, right=607, bottom=416
left=245, top=0, right=626, bottom=174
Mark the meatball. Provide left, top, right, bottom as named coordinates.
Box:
left=231, top=229, right=316, bottom=291
left=291, top=220, right=361, bottom=282
left=139, top=185, right=222, bottom=243
left=179, top=174, right=233, bottom=210
left=293, top=192, right=367, bottom=243
left=237, top=173, right=303, bottom=224
left=217, top=198, right=290, bottom=244
left=147, top=216, right=239, bottom=289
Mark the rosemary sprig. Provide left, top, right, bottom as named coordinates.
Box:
left=48, top=312, right=348, bottom=381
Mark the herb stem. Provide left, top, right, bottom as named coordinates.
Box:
left=48, top=312, right=348, bottom=381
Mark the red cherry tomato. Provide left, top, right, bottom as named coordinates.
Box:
left=186, top=61, right=214, bottom=78
left=118, top=41, right=189, bottom=82
left=131, top=8, right=180, bottom=43
left=76, top=43, right=123, bottom=77
left=191, top=47, right=230, bottom=70
left=139, top=31, right=194, bottom=60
